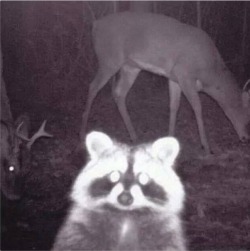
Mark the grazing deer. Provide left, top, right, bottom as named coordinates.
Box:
left=81, top=11, right=250, bottom=154
left=1, top=49, right=52, bottom=201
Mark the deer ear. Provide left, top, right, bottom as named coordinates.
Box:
left=86, top=131, right=113, bottom=160
left=152, top=137, right=180, bottom=166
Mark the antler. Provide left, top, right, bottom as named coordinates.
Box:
left=243, top=79, right=250, bottom=93
left=16, top=120, right=53, bottom=150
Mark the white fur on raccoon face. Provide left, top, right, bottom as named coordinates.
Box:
left=71, top=132, right=185, bottom=216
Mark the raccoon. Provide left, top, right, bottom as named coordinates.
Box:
left=52, top=131, right=186, bottom=251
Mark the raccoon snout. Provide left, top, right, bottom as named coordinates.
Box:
left=118, top=191, right=133, bottom=206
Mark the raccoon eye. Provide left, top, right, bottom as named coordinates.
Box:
left=138, top=173, right=150, bottom=185
left=109, top=171, right=121, bottom=183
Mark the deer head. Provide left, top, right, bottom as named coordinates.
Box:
left=0, top=114, right=52, bottom=200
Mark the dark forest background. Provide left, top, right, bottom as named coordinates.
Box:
left=1, top=1, right=250, bottom=250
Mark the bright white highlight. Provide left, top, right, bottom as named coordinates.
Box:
left=109, top=171, right=121, bottom=183
left=9, top=166, right=15, bottom=172
left=120, top=219, right=130, bottom=237
left=138, top=173, right=150, bottom=185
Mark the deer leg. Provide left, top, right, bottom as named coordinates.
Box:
left=168, top=80, right=182, bottom=136
left=81, top=66, right=118, bottom=141
left=179, top=79, right=211, bottom=154
left=112, top=65, right=140, bottom=142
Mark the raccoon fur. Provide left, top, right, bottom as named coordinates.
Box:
left=52, top=131, right=186, bottom=251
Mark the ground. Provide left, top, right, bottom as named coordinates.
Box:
left=1, top=70, right=250, bottom=250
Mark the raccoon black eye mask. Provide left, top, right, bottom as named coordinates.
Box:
left=89, top=176, right=115, bottom=197
left=89, top=170, right=167, bottom=205
left=52, top=131, right=187, bottom=251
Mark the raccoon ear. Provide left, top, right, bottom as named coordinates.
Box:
left=152, top=137, right=180, bottom=165
left=86, top=131, right=113, bottom=160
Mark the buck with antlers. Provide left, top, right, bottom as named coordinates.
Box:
left=1, top=49, right=52, bottom=201
left=81, top=11, right=250, bottom=154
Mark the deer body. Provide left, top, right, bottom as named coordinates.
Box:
left=81, top=11, right=250, bottom=154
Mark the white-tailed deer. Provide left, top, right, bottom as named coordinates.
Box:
left=1, top=116, right=53, bottom=201
left=81, top=11, right=250, bottom=154
left=1, top=48, right=53, bottom=200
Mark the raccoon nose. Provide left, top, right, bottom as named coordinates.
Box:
left=118, top=191, right=133, bottom=206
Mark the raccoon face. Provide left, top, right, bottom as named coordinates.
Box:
left=71, top=132, right=184, bottom=215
